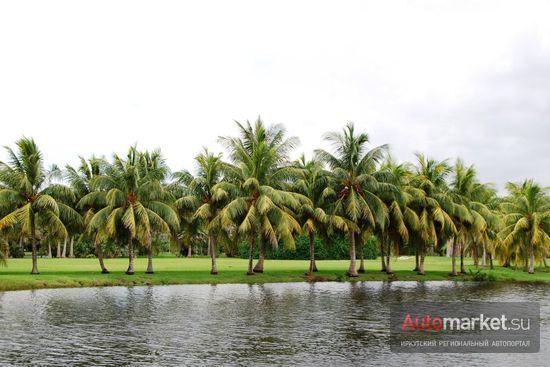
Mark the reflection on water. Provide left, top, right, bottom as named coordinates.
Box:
left=0, top=282, right=548, bottom=366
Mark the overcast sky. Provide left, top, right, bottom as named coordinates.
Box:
left=1, top=0, right=549, bottom=192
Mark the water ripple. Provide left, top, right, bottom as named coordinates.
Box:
left=0, top=281, right=548, bottom=366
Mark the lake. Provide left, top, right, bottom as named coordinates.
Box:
left=0, top=281, right=548, bottom=366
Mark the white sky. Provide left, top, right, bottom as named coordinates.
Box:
left=1, top=0, right=549, bottom=191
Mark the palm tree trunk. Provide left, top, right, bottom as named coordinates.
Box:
left=460, top=243, right=466, bottom=274
left=384, top=235, right=391, bottom=273
left=418, top=245, right=425, bottom=275
left=30, top=219, right=39, bottom=275
left=413, top=246, right=419, bottom=272
left=187, top=244, right=192, bottom=258
left=19, top=236, right=24, bottom=252
left=380, top=237, right=387, bottom=272
left=307, top=231, right=317, bottom=274
left=69, top=236, right=74, bottom=258
left=47, top=242, right=52, bottom=258
left=544, top=256, right=548, bottom=268
left=210, top=232, right=218, bottom=275
left=97, top=242, right=109, bottom=273
left=528, top=243, right=535, bottom=274
left=126, top=236, right=135, bottom=275
left=386, top=238, right=393, bottom=274
left=472, top=243, right=478, bottom=267
left=56, top=241, right=61, bottom=258
left=481, top=243, right=486, bottom=267
left=61, top=237, right=67, bottom=258
left=247, top=233, right=256, bottom=275
left=253, top=239, right=265, bottom=273
left=347, top=231, right=358, bottom=277
left=358, top=252, right=365, bottom=273
left=523, top=257, right=529, bottom=272
left=450, top=238, right=457, bottom=276
left=358, top=234, right=365, bottom=274
left=146, top=240, right=154, bottom=274
left=488, top=252, right=494, bottom=270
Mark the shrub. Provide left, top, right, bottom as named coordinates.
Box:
left=152, top=237, right=171, bottom=255
left=469, top=269, right=496, bottom=281
left=8, top=242, right=25, bottom=258
left=237, top=234, right=379, bottom=260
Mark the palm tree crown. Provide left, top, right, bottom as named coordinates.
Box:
left=500, top=180, right=550, bottom=273
left=315, top=122, right=390, bottom=276
left=0, top=137, right=80, bottom=274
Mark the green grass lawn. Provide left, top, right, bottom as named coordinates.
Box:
left=1, top=255, right=550, bottom=292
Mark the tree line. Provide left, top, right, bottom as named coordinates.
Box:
left=1, top=119, right=549, bottom=276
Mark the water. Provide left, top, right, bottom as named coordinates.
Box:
left=0, top=281, right=548, bottom=366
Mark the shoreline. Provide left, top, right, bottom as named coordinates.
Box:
left=3, top=277, right=550, bottom=294
left=2, top=276, right=549, bottom=293
left=1, top=257, right=550, bottom=292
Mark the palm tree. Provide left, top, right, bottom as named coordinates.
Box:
left=218, top=118, right=306, bottom=275
left=42, top=164, right=79, bottom=259
left=500, top=180, right=550, bottom=274
left=315, top=123, right=389, bottom=277
left=83, top=147, right=179, bottom=274
left=138, top=149, right=175, bottom=273
left=69, top=156, right=112, bottom=272
left=377, top=160, right=420, bottom=274
left=176, top=148, right=226, bottom=274
left=178, top=215, right=206, bottom=257
left=166, top=169, right=197, bottom=257
left=409, top=154, right=456, bottom=275
left=0, top=138, right=81, bottom=274
left=292, top=155, right=343, bottom=274
left=449, top=160, right=479, bottom=274
left=472, top=183, right=501, bottom=270
left=65, top=157, right=101, bottom=258
left=449, top=160, right=498, bottom=274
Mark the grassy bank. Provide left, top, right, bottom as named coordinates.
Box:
left=1, top=256, right=550, bottom=292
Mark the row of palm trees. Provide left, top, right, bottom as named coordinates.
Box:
left=1, top=119, right=549, bottom=276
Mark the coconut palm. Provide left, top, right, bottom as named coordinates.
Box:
left=315, top=123, right=390, bottom=277
left=377, top=160, right=421, bottom=274
left=449, top=161, right=500, bottom=275
left=138, top=149, right=175, bottom=273
left=69, top=156, right=113, bottom=272
left=178, top=214, right=206, bottom=257
left=65, top=157, right=102, bottom=258
left=0, top=138, right=81, bottom=274
left=409, top=154, right=457, bottom=275
left=166, top=169, right=197, bottom=257
left=83, top=147, right=179, bottom=274
left=292, top=155, right=345, bottom=274
left=449, top=160, right=481, bottom=273
left=499, top=180, right=550, bottom=274
left=472, top=183, right=501, bottom=269
left=43, top=164, right=80, bottom=259
left=176, top=148, right=226, bottom=274
left=217, top=118, right=306, bottom=275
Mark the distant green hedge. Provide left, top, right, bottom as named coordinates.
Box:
left=8, top=243, right=25, bottom=258
left=237, top=234, right=378, bottom=260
